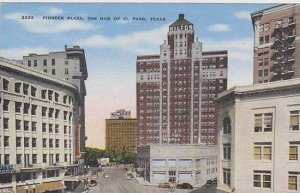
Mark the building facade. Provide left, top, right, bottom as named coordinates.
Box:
left=105, top=109, right=137, bottom=152
left=251, top=4, right=300, bottom=84
left=215, top=78, right=300, bottom=193
left=136, top=14, right=228, bottom=146
left=137, top=144, right=218, bottom=187
left=0, top=57, right=84, bottom=193
left=17, top=46, right=88, bottom=148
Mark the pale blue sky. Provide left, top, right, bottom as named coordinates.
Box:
left=0, top=3, right=275, bottom=148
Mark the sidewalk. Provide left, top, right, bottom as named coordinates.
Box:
left=132, top=171, right=155, bottom=186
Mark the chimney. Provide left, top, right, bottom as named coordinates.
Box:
left=179, top=14, right=184, bottom=20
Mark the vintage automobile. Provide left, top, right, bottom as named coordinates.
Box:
left=158, top=182, right=171, bottom=188
left=103, top=173, right=110, bottom=178
left=89, top=177, right=97, bottom=187
left=176, top=183, right=193, bottom=189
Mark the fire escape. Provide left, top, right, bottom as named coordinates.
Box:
left=271, top=17, right=296, bottom=81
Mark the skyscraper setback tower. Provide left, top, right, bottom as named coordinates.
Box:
left=136, top=14, right=228, bottom=146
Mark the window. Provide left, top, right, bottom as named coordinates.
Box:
left=24, top=121, right=29, bottom=131
left=3, top=118, right=9, bottom=130
left=223, top=144, right=231, bottom=160
left=16, top=137, right=21, bottom=147
left=3, top=100, right=9, bottom=111
left=4, top=154, right=9, bottom=164
left=43, top=59, right=47, bottom=66
left=16, top=120, right=21, bottom=130
left=288, top=172, right=300, bottom=190
left=49, top=124, right=53, bottom=133
left=52, top=69, right=56, bottom=75
left=56, top=154, right=59, bottom=163
left=55, top=93, right=59, bottom=102
left=55, top=109, right=60, bottom=119
left=259, top=37, right=264, bottom=45
left=254, top=113, right=273, bottom=132
left=289, top=142, right=300, bottom=160
left=17, top=154, right=22, bottom=164
left=55, top=139, right=59, bottom=148
left=4, top=136, right=9, bottom=147
left=265, top=35, right=270, bottom=44
left=32, top=138, right=37, bottom=148
left=28, top=60, right=31, bottom=67
left=258, top=59, right=263, bottom=66
left=55, top=124, right=59, bottom=133
left=32, top=154, right=37, bottom=164
left=64, top=126, right=67, bottom=134
left=223, top=168, right=231, bottom=186
left=259, top=24, right=264, bottom=32
left=51, top=59, right=55, bottom=66
left=42, top=107, right=47, bottom=117
left=254, top=142, right=272, bottom=160
left=31, top=105, right=37, bottom=115
left=264, top=69, right=268, bottom=76
left=48, top=90, right=53, bottom=101
left=24, top=137, right=29, bottom=147
left=43, top=69, right=47, bottom=73
left=223, top=117, right=231, bottom=134
left=15, top=102, right=22, bottom=113
left=41, top=90, right=47, bottom=99
left=3, top=79, right=9, bottom=91
left=290, top=111, right=300, bottom=131
left=43, top=138, right=47, bottom=148
left=253, top=171, right=271, bottom=189
left=264, top=58, right=269, bottom=66
left=65, top=68, right=69, bottom=75
left=15, top=83, right=21, bottom=93
left=31, top=86, right=37, bottom=97
left=43, top=154, right=47, bottom=163
left=42, top=123, right=47, bottom=132
left=64, top=111, right=68, bottom=120
left=264, top=23, right=269, bottom=31
left=64, top=140, right=67, bottom=148
left=48, top=108, right=54, bottom=118
left=65, top=154, right=68, bottom=162
left=23, top=84, right=29, bottom=95
left=49, top=139, right=53, bottom=148
left=34, top=60, right=37, bottom=67
left=23, top=103, right=30, bottom=114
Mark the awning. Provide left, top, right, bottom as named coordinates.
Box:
left=17, top=181, right=65, bottom=193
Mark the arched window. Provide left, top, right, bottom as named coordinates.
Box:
left=223, top=117, right=231, bottom=134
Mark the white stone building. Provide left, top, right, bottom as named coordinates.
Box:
left=215, top=78, right=300, bottom=193
left=0, top=57, right=85, bottom=193
left=137, top=144, right=218, bottom=187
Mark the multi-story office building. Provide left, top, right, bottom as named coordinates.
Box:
left=251, top=4, right=300, bottom=84
left=105, top=109, right=137, bottom=152
left=137, top=144, right=218, bottom=187
left=215, top=78, right=300, bottom=193
left=17, top=46, right=88, bottom=148
left=136, top=14, right=228, bottom=146
left=0, top=57, right=84, bottom=193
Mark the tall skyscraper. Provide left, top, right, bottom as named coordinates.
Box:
left=251, top=4, right=300, bottom=84
left=136, top=14, right=228, bottom=146
left=18, top=46, right=88, bottom=148
left=105, top=109, right=137, bottom=152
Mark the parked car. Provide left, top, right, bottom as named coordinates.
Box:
left=103, top=173, right=110, bottom=178
left=90, top=178, right=97, bottom=187
left=212, top=178, right=217, bottom=184
left=205, top=180, right=213, bottom=187
left=176, top=183, right=193, bottom=189
left=158, top=182, right=171, bottom=188
left=126, top=175, right=132, bottom=180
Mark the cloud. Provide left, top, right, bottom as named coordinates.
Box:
left=4, top=11, right=95, bottom=34
left=208, top=23, right=231, bottom=32
left=77, top=24, right=169, bottom=54
left=47, top=7, right=63, bottom=15
left=115, top=19, right=131, bottom=25
left=0, top=47, right=50, bottom=60
left=234, top=11, right=251, bottom=20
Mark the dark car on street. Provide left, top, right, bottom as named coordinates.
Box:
left=176, top=183, right=193, bottom=189
left=158, top=182, right=171, bottom=188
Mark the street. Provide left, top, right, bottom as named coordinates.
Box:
left=88, top=168, right=190, bottom=193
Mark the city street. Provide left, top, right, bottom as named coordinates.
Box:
left=88, top=168, right=189, bottom=193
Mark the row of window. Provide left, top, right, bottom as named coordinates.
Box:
left=26, top=58, right=56, bottom=67
left=223, top=111, right=300, bottom=135
left=0, top=153, right=72, bottom=165
left=223, top=141, right=300, bottom=161
left=1, top=136, right=71, bottom=149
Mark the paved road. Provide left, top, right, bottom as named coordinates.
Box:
left=88, top=168, right=171, bottom=193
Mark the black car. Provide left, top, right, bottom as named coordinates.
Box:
left=176, top=183, right=193, bottom=189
